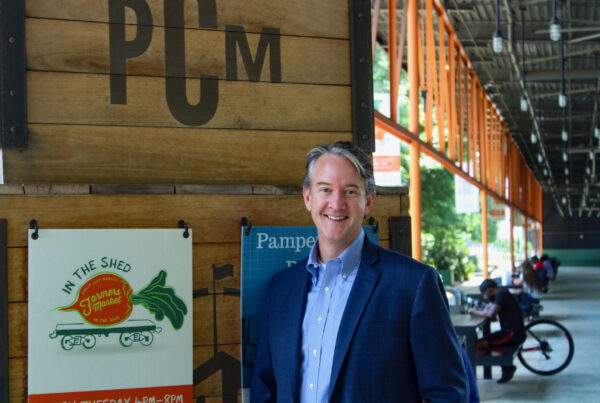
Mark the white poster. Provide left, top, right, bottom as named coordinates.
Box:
left=455, top=174, right=480, bottom=214
left=28, top=229, right=193, bottom=402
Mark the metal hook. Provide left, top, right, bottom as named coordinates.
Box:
left=241, top=217, right=252, bottom=236
left=30, top=219, right=39, bottom=240
left=368, top=217, right=379, bottom=234
left=178, top=220, right=189, bottom=238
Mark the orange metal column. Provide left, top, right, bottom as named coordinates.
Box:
left=524, top=217, right=528, bottom=261
left=481, top=190, right=489, bottom=278
left=408, top=0, right=421, bottom=260
left=389, top=0, right=398, bottom=122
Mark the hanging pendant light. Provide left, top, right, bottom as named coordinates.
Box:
left=520, top=14, right=528, bottom=112
left=543, top=168, right=548, bottom=176
left=530, top=130, right=537, bottom=144
left=562, top=151, right=568, bottom=162
left=595, top=126, right=600, bottom=138
left=564, top=167, right=569, bottom=175
left=590, top=151, right=595, bottom=160
left=561, top=129, right=568, bottom=142
left=559, top=35, right=566, bottom=108
left=493, top=0, right=503, bottom=53
left=520, top=95, right=528, bottom=111
left=549, top=0, right=561, bottom=41
left=537, top=153, right=543, bottom=163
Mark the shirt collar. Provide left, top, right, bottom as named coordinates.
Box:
left=306, top=230, right=365, bottom=282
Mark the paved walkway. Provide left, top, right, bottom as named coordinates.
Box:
left=476, top=265, right=600, bottom=402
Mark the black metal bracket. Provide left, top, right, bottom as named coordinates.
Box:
left=241, top=217, right=252, bottom=236
left=0, top=0, right=27, bottom=147
left=178, top=220, right=190, bottom=238
left=349, top=0, right=374, bottom=153
left=29, top=219, right=39, bottom=240
left=368, top=216, right=379, bottom=234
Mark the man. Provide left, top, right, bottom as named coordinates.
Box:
left=251, top=142, right=468, bottom=402
left=469, top=279, right=526, bottom=383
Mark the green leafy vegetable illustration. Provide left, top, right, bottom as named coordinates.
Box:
left=131, top=270, right=187, bottom=330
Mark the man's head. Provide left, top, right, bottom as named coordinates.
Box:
left=479, top=278, right=498, bottom=301
left=302, top=142, right=376, bottom=259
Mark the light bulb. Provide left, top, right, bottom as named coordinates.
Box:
left=537, top=153, right=543, bottom=163
left=543, top=168, right=548, bottom=176
left=493, top=30, right=503, bottom=53
left=595, top=126, right=600, bottom=138
left=564, top=167, right=569, bottom=175
left=561, top=196, right=567, bottom=204
left=566, top=178, right=570, bottom=185
left=586, top=167, right=591, bottom=175
left=590, top=151, right=595, bottom=160
left=520, top=95, right=528, bottom=112
left=530, top=131, right=537, bottom=144
left=561, top=129, right=568, bottom=142
left=550, top=17, right=561, bottom=41
left=558, top=92, right=567, bottom=108
left=562, top=151, right=568, bottom=162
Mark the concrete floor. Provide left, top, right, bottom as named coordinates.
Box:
left=475, top=265, right=600, bottom=402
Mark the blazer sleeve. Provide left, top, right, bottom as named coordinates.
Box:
left=250, top=280, right=276, bottom=403
left=409, top=268, right=469, bottom=403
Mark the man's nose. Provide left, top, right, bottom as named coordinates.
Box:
left=328, top=190, right=345, bottom=209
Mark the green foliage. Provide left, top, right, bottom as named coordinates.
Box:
left=132, top=270, right=187, bottom=330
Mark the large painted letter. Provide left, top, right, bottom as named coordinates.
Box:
left=225, top=26, right=281, bottom=82
left=164, top=0, right=219, bottom=126
left=109, top=0, right=153, bottom=104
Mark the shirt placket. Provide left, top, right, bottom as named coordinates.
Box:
left=307, top=259, right=339, bottom=400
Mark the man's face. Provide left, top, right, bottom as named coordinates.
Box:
left=482, top=287, right=496, bottom=302
left=302, top=154, right=375, bottom=254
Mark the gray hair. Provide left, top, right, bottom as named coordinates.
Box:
left=302, top=141, right=376, bottom=195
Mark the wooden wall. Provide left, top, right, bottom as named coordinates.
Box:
left=1, top=190, right=406, bottom=402
left=0, top=0, right=399, bottom=401
left=3, top=0, right=352, bottom=184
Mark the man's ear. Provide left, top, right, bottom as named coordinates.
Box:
left=302, top=186, right=312, bottom=211
left=364, top=192, right=376, bottom=215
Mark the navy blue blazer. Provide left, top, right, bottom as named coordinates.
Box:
left=251, top=235, right=468, bottom=402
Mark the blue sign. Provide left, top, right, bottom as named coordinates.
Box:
left=240, top=226, right=379, bottom=388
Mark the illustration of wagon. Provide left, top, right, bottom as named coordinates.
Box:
left=49, top=319, right=162, bottom=350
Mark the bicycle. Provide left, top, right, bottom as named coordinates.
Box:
left=517, top=305, right=575, bottom=376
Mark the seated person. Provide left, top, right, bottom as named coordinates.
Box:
left=541, top=254, right=556, bottom=281
left=469, top=279, right=526, bottom=384
left=531, top=256, right=549, bottom=293
left=512, top=260, right=543, bottom=315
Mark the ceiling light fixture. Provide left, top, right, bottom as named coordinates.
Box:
left=559, top=34, right=566, bottom=108
left=493, top=0, right=503, bottom=53
left=564, top=167, right=569, bottom=175
left=520, top=12, right=528, bottom=112
left=590, top=151, right=595, bottom=160
left=595, top=126, right=600, bottom=138
left=537, top=153, right=543, bottom=163
left=530, top=130, right=537, bottom=144
left=561, top=128, right=568, bottom=142
left=562, top=151, right=568, bottom=162
left=543, top=168, right=548, bottom=176
left=521, top=95, right=528, bottom=112
left=549, top=0, right=561, bottom=42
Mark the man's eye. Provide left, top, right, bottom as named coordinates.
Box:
left=345, top=190, right=357, bottom=196
left=319, top=188, right=331, bottom=193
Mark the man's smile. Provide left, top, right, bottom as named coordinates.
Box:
left=325, top=215, right=348, bottom=221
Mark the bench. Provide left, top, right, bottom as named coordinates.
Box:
left=474, top=344, right=521, bottom=378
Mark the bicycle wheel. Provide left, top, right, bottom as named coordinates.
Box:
left=518, top=319, right=574, bottom=375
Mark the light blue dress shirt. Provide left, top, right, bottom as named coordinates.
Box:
left=299, top=230, right=364, bottom=403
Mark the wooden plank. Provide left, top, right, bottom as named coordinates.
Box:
left=193, top=344, right=241, bottom=398
left=25, top=18, right=350, bottom=86
left=7, top=303, right=26, bottom=358
left=26, top=71, right=351, bottom=131
left=26, top=0, right=349, bottom=39
left=0, top=194, right=400, bottom=247
left=8, top=358, right=26, bottom=403
left=7, top=248, right=27, bottom=303
left=3, top=124, right=350, bottom=184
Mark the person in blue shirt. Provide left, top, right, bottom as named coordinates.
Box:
left=251, top=141, right=468, bottom=402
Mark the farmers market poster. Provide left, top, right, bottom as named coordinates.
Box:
left=28, top=229, right=193, bottom=402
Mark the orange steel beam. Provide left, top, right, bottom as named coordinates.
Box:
left=524, top=216, right=528, bottom=261
left=397, top=0, right=409, bottom=91
left=481, top=191, right=489, bottom=278
left=466, top=71, right=472, bottom=175
left=389, top=0, right=398, bottom=122
left=374, top=111, right=540, bottom=222
left=425, top=0, right=435, bottom=145
left=448, top=34, right=457, bottom=163
left=408, top=0, right=421, bottom=260
left=457, top=55, right=464, bottom=167
left=437, top=14, right=448, bottom=155
left=371, top=0, right=382, bottom=58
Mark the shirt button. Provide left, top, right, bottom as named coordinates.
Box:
left=312, top=349, right=317, bottom=355
left=317, top=316, right=322, bottom=323
left=324, top=286, right=329, bottom=293
left=342, top=274, right=347, bottom=279
left=309, top=383, right=314, bottom=389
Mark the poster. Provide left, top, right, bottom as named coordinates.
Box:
left=28, top=229, right=193, bottom=402
left=240, top=226, right=379, bottom=394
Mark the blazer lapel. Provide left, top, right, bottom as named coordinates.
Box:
left=282, top=263, right=311, bottom=400
left=328, top=238, right=381, bottom=396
